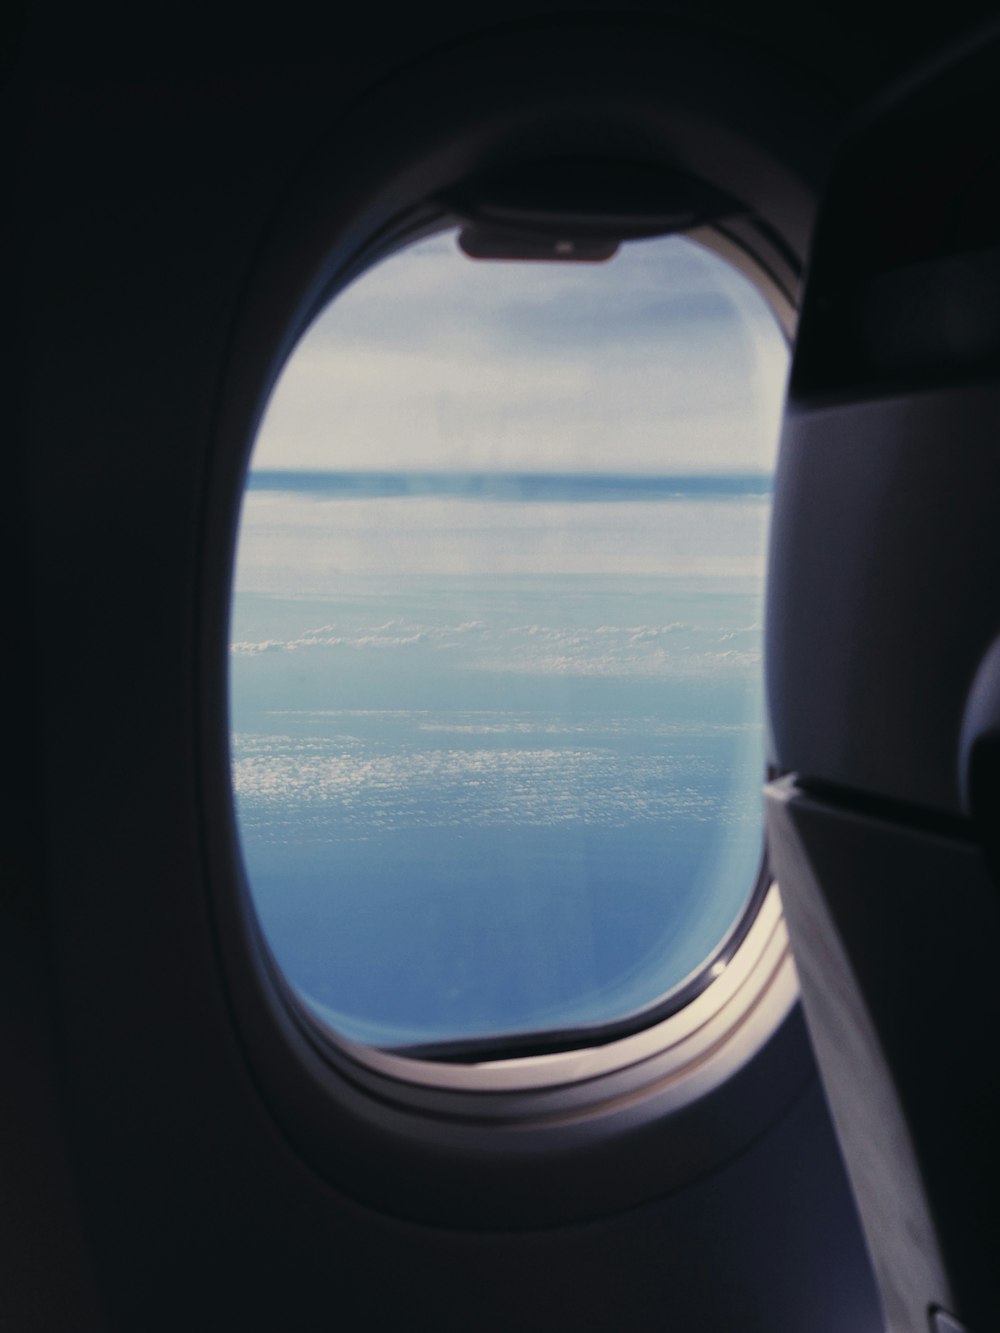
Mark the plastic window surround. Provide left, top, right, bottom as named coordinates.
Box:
left=199, top=17, right=826, bottom=1223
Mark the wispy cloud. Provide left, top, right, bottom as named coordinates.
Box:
left=230, top=617, right=762, bottom=678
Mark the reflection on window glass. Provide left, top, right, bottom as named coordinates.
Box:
left=230, top=231, right=788, bottom=1050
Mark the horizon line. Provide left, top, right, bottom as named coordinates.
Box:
left=246, top=469, right=774, bottom=501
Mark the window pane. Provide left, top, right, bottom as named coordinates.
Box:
left=230, top=231, right=788, bottom=1050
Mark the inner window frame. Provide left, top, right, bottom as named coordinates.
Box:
left=229, top=208, right=792, bottom=1069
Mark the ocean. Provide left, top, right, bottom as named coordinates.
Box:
left=230, top=471, right=771, bottom=1049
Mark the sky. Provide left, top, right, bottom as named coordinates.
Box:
left=249, top=230, right=789, bottom=477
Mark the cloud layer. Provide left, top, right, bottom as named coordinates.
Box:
left=231, top=615, right=762, bottom=680
left=249, top=230, right=788, bottom=476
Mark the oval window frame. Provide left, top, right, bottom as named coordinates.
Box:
left=198, top=16, right=831, bottom=1226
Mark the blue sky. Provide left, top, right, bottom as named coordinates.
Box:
left=249, top=231, right=789, bottom=477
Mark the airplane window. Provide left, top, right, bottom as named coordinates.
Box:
left=229, top=229, right=788, bottom=1054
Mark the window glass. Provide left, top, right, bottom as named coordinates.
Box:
left=230, top=231, right=788, bottom=1051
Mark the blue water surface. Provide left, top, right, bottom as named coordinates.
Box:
left=231, top=474, right=769, bottom=1048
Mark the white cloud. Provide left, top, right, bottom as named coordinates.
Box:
left=249, top=230, right=788, bottom=476
left=230, top=615, right=762, bottom=679
left=233, top=492, right=772, bottom=588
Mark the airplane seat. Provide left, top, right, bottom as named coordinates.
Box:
left=765, top=24, right=1000, bottom=1333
